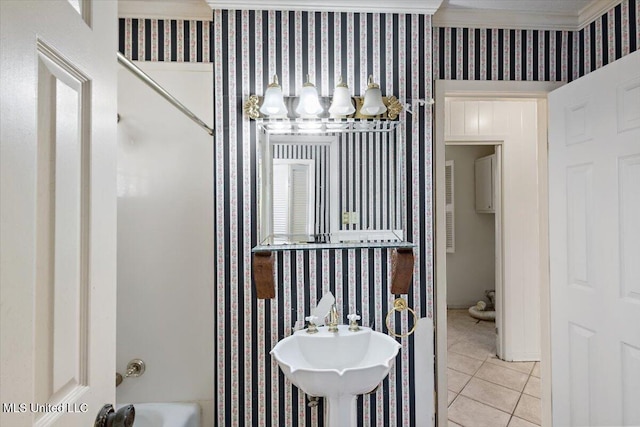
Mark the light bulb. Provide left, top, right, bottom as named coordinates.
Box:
left=259, top=75, right=288, bottom=118
left=295, top=75, right=323, bottom=118
left=328, top=76, right=355, bottom=117
left=360, top=75, right=387, bottom=116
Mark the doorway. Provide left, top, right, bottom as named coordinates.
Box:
left=434, top=80, right=562, bottom=427
left=444, top=141, right=544, bottom=425
left=445, top=142, right=500, bottom=348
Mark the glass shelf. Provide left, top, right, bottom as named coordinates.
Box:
left=252, top=240, right=415, bottom=252
left=252, top=231, right=415, bottom=252
left=257, top=118, right=401, bottom=134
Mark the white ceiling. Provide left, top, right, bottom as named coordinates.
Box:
left=433, top=0, right=617, bottom=29
left=119, top=0, right=214, bottom=20
left=440, top=0, right=594, bottom=15
left=120, top=0, right=620, bottom=30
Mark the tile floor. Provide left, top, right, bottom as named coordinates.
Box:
left=447, top=309, right=541, bottom=427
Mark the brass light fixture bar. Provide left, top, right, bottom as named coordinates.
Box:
left=243, top=95, right=403, bottom=121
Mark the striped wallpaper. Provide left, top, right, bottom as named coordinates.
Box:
left=338, top=131, right=401, bottom=232
left=117, top=1, right=637, bottom=425
left=118, top=0, right=638, bottom=82
left=434, top=0, right=639, bottom=81
left=211, top=11, right=432, bottom=426
left=207, top=11, right=433, bottom=426
left=575, top=0, right=639, bottom=78
left=118, top=17, right=213, bottom=62
left=434, top=26, right=576, bottom=81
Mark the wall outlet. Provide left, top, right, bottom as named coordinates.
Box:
left=342, top=212, right=350, bottom=224
left=342, top=211, right=359, bottom=225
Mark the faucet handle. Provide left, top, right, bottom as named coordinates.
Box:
left=347, top=313, right=361, bottom=331
left=305, top=315, right=319, bottom=334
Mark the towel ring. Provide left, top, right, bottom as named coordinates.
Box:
left=385, top=298, right=418, bottom=338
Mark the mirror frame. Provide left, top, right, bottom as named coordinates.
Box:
left=255, top=121, right=410, bottom=250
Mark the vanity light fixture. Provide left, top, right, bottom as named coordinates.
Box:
left=360, top=75, right=387, bottom=116
left=259, top=74, right=288, bottom=118
left=243, top=73, right=403, bottom=125
left=295, top=75, right=323, bottom=118
left=328, top=76, right=355, bottom=118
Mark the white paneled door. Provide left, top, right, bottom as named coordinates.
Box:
left=549, top=50, right=640, bottom=426
left=1, top=1, right=117, bottom=426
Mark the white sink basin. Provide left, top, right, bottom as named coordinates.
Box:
left=271, top=324, right=401, bottom=426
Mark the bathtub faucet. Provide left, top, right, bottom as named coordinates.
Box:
left=125, top=359, right=146, bottom=378
left=116, top=359, right=146, bottom=387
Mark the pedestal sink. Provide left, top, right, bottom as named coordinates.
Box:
left=270, top=325, right=401, bottom=427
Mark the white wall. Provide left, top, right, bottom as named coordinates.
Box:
left=445, top=145, right=496, bottom=308
left=444, top=98, right=541, bottom=361
left=116, top=62, right=214, bottom=426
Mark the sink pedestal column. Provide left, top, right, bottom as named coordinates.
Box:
left=325, top=395, right=357, bottom=427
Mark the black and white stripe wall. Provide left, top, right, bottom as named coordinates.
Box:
left=119, top=0, right=638, bottom=81
left=209, top=11, right=432, bottom=426
left=433, top=0, right=638, bottom=81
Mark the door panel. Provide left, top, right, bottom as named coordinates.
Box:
left=34, top=41, right=92, bottom=423
left=621, top=342, right=640, bottom=423
left=549, top=50, right=640, bottom=426
left=0, top=1, right=117, bottom=426
left=619, top=155, right=640, bottom=302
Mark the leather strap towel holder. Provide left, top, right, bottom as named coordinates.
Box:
left=253, top=248, right=414, bottom=298
left=390, top=248, right=415, bottom=295
left=253, top=251, right=275, bottom=299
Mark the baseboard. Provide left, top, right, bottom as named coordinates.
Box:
left=503, top=352, right=540, bottom=362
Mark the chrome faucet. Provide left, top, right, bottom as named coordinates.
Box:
left=327, top=304, right=339, bottom=333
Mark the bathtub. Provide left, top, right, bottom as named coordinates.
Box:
left=117, top=402, right=200, bottom=427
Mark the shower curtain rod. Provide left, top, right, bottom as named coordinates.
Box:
left=117, top=52, right=214, bottom=136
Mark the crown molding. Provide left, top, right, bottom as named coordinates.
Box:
left=433, top=0, right=620, bottom=31
left=432, top=8, right=579, bottom=31
left=119, top=1, right=213, bottom=20
left=578, top=0, right=619, bottom=29
left=206, top=0, right=444, bottom=15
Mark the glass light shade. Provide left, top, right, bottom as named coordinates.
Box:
left=295, top=77, right=323, bottom=117
left=360, top=75, right=387, bottom=116
left=328, top=77, right=355, bottom=117
left=259, top=75, right=288, bottom=117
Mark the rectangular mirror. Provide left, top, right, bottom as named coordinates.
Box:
left=256, top=122, right=406, bottom=249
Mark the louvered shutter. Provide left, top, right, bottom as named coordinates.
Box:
left=445, top=160, right=455, bottom=253
left=290, top=164, right=309, bottom=235
left=272, top=164, right=289, bottom=236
